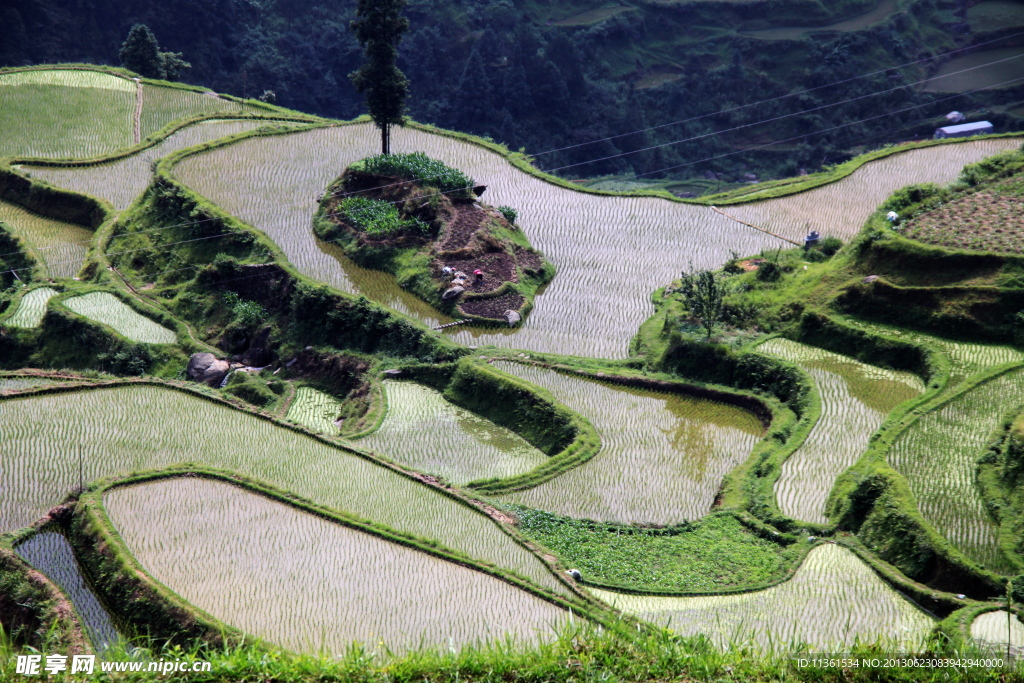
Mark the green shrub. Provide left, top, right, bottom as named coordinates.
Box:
left=339, top=197, right=427, bottom=238
left=225, top=373, right=276, bottom=407
left=354, top=152, right=474, bottom=194
left=498, top=205, right=518, bottom=223
left=817, top=235, right=843, bottom=257
left=881, top=183, right=943, bottom=213
left=222, top=291, right=267, bottom=328
left=755, top=260, right=781, bottom=282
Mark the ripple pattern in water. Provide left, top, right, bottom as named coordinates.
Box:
left=589, top=543, right=933, bottom=651
left=30, top=120, right=268, bottom=211
left=889, top=368, right=1024, bottom=573
left=358, top=381, right=548, bottom=485
left=491, top=362, right=763, bottom=524
left=15, top=531, right=121, bottom=651
left=4, top=287, right=59, bottom=328
left=724, top=139, right=1022, bottom=244
left=105, top=478, right=567, bottom=654
left=0, top=385, right=565, bottom=594
left=172, top=126, right=1019, bottom=358
left=759, top=339, right=922, bottom=524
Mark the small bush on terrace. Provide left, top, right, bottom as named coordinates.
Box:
left=498, top=205, right=518, bottom=223
left=223, top=291, right=266, bottom=328
left=340, top=197, right=427, bottom=238
left=355, top=152, right=474, bottom=194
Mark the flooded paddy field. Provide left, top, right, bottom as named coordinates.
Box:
left=759, top=339, right=922, bottom=524
left=490, top=362, right=763, bottom=525
left=105, top=477, right=567, bottom=654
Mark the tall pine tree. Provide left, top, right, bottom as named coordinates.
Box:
left=349, top=0, right=410, bottom=156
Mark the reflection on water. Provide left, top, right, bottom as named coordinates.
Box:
left=492, top=362, right=763, bottom=524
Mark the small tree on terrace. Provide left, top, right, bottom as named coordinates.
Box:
left=119, top=24, right=162, bottom=79
left=349, top=0, right=410, bottom=155
left=679, top=269, right=725, bottom=340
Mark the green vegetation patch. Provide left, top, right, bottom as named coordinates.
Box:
left=358, top=380, right=548, bottom=486
left=351, top=151, right=474, bottom=195
left=62, top=292, right=177, bottom=344
left=0, top=79, right=134, bottom=159
left=4, top=288, right=59, bottom=328
left=15, top=531, right=120, bottom=651
left=590, top=543, right=934, bottom=651
left=339, top=196, right=428, bottom=238
left=104, top=476, right=568, bottom=654
left=899, top=169, right=1024, bottom=255
left=517, top=509, right=805, bottom=593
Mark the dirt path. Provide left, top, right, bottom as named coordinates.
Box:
left=132, top=81, right=143, bottom=144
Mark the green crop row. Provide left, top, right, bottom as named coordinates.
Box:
left=339, top=196, right=428, bottom=237
left=351, top=151, right=474, bottom=196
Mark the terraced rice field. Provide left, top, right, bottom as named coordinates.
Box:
left=741, top=0, right=898, bottom=40
left=284, top=386, right=344, bottom=434
left=491, top=363, right=763, bottom=524
left=29, top=120, right=268, bottom=211
left=0, top=70, right=135, bottom=159
left=173, top=124, right=1020, bottom=357
left=888, top=368, right=1024, bottom=573
left=589, top=543, right=933, bottom=650
left=138, top=85, right=263, bottom=140
left=967, top=0, right=1024, bottom=34
left=838, top=318, right=1024, bottom=392
left=971, top=610, right=1024, bottom=653
left=722, top=139, right=1022, bottom=246
left=358, top=381, right=548, bottom=485
left=105, top=477, right=567, bottom=654
left=0, top=385, right=566, bottom=594
left=0, top=376, right=63, bottom=392
left=923, top=47, right=1024, bottom=93
left=0, top=201, right=92, bottom=279
left=15, top=531, right=121, bottom=651
left=759, top=339, right=923, bottom=523
left=62, top=292, right=177, bottom=344
left=3, top=287, right=59, bottom=328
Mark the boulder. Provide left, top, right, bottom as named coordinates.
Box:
left=187, top=353, right=230, bottom=387
left=503, top=309, right=521, bottom=327
left=442, top=286, right=465, bottom=301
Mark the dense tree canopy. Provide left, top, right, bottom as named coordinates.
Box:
left=349, top=0, right=410, bottom=155
left=118, top=23, right=191, bottom=81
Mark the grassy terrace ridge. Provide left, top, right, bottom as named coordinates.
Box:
left=0, top=378, right=574, bottom=595
left=10, top=63, right=1024, bottom=667
left=65, top=467, right=606, bottom=651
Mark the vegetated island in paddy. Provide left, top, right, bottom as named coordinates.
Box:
left=314, top=152, right=553, bottom=326
left=8, top=59, right=1024, bottom=680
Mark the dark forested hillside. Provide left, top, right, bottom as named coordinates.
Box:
left=3, top=0, right=1024, bottom=182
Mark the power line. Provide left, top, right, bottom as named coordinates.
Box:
left=3, top=48, right=1023, bottom=267
left=532, top=30, right=1024, bottom=157
left=543, top=52, right=1024, bottom=174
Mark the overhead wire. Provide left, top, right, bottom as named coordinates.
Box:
left=3, top=48, right=1023, bottom=274
left=11, top=69, right=1023, bottom=289
left=4, top=36, right=1023, bottom=263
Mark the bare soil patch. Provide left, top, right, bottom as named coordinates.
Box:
left=459, top=291, right=526, bottom=319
